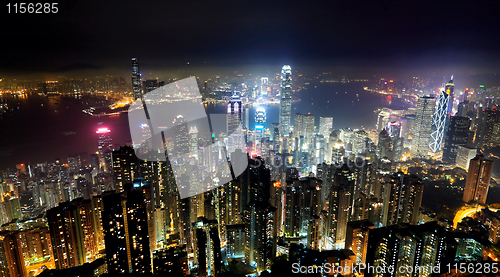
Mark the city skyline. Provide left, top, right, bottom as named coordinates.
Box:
left=3, top=1, right=500, bottom=276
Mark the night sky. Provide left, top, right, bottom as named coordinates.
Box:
left=2, top=0, right=500, bottom=76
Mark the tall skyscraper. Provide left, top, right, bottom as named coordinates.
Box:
left=132, top=57, right=142, bottom=100
left=430, top=90, right=449, bottom=153
left=319, top=116, right=334, bottom=139
left=445, top=77, right=455, bottom=115
left=463, top=154, right=494, bottom=204
left=96, top=127, right=113, bottom=173
left=260, top=77, right=269, bottom=96
left=255, top=106, right=266, bottom=130
left=279, top=65, right=292, bottom=137
left=411, top=96, right=436, bottom=158
left=442, top=116, right=471, bottom=163
left=475, top=109, right=500, bottom=150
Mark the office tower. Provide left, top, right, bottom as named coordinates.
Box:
left=260, top=77, right=268, bottom=96
left=445, top=78, right=455, bottom=115
left=411, top=96, right=436, bottom=158
left=376, top=109, right=391, bottom=132
left=244, top=201, right=276, bottom=274
left=400, top=114, right=415, bottom=142
left=352, top=130, right=368, bottom=156
left=328, top=164, right=355, bottom=249
left=255, top=107, right=266, bottom=130
left=132, top=57, right=142, bottom=100
left=430, top=90, right=450, bottom=153
left=228, top=93, right=243, bottom=133
left=456, top=146, right=477, bottom=170
left=293, top=113, right=304, bottom=138
left=47, top=198, right=97, bottom=269
left=96, top=127, right=113, bottom=172
left=387, top=122, right=403, bottom=161
left=377, top=129, right=393, bottom=160
left=284, top=177, right=323, bottom=238
left=279, top=65, right=292, bottom=137
left=254, top=107, right=266, bottom=155
left=442, top=116, right=471, bottom=163
left=227, top=93, right=244, bottom=154
left=192, top=217, right=222, bottom=277
left=345, top=220, right=374, bottom=266
left=303, top=114, right=315, bottom=141
left=382, top=173, right=424, bottom=226
left=463, top=154, right=494, bottom=204
left=111, top=145, right=139, bottom=193
left=475, top=109, right=500, bottom=150
left=319, top=116, right=334, bottom=139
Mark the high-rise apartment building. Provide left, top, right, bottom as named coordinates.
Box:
left=279, top=65, right=292, bottom=137
left=102, top=184, right=152, bottom=274
left=382, top=173, right=424, bottom=226
left=46, top=198, right=97, bottom=269
left=244, top=201, right=277, bottom=274
left=463, top=154, right=494, bottom=204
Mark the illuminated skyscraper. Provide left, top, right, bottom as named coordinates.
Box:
left=445, top=77, right=455, bottom=115
left=463, top=154, right=494, bottom=204
left=255, top=107, right=266, bottom=130
left=430, top=90, right=449, bottom=153
left=132, top=58, right=142, bottom=100
left=319, top=115, right=334, bottom=139
left=96, top=127, right=112, bottom=172
left=260, top=77, right=268, bottom=96
left=279, top=65, right=292, bottom=137
left=442, top=116, right=471, bottom=162
left=411, top=96, right=436, bottom=158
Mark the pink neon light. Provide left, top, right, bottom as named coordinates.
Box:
left=96, top=127, right=111, bottom=134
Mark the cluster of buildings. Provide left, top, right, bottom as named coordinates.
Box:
left=0, top=61, right=499, bottom=277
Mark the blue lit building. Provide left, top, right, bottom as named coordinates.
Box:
left=430, top=90, right=449, bottom=153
